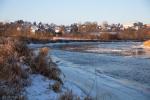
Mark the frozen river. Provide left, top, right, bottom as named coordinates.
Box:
left=29, top=42, right=150, bottom=100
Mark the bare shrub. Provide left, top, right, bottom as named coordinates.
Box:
left=52, top=81, right=61, bottom=93
left=0, top=37, right=30, bottom=99
left=0, top=37, right=62, bottom=99
left=59, top=90, right=80, bottom=100
left=0, top=38, right=29, bottom=85
left=39, top=47, right=49, bottom=56
left=84, top=96, right=93, bottom=100
left=29, top=47, right=62, bottom=84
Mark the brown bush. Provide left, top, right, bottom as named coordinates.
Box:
left=29, top=47, right=62, bottom=84
left=0, top=37, right=30, bottom=99
left=0, top=38, right=29, bottom=84
left=0, top=37, right=32, bottom=60
left=0, top=37, right=62, bottom=99
left=39, top=47, right=49, bottom=56
left=59, top=90, right=80, bottom=100
left=52, top=81, right=61, bottom=93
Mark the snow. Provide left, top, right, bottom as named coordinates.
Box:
left=26, top=44, right=88, bottom=99
left=63, top=81, right=86, bottom=98
left=25, top=74, right=58, bottom=100
left=25, top=74, right=86, bottom=100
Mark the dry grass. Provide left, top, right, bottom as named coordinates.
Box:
left=0, top=37, right=63, bottom=99
left=29, top=47, right=63, bottom=84
left=0, top=37, right=31, bottom=99
left=144, top=40, right=150, bottom=47
left=59, top=90, right=80, bottom=100
left=39, top=47, right=49, bottom=56
left=0, top=38, right=29, bottom=84
left=59, top=90, right=93, bottom=100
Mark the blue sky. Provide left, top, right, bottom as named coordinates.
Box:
left=0, top=0, right=150, bottom=25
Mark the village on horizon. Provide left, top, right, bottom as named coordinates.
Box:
left=0, top=20, right=150, bottom=41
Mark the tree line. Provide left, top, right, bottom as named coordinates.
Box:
left=0, top=20, right=150, bottom=41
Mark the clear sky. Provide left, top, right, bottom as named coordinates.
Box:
left=0, top=0, right=150, bottom=25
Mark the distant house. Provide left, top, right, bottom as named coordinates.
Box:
left=43, top=24, right=49, bottom=30
left=55, top=26, right=61, bottom=33
left=123, top=23, right=133, bottom=29
left=120, top=27, right=124, bottom=31
left=65, top=26, right=71, bottom=33
left=134, top=26, right=139, bottom=30
left=98, top=26, right=102, bottom=30
left=146, top=24, right=150, bottom=28
left=17, top=27, right=21, bottom=31
left=30, top=25, right=38, bottom=34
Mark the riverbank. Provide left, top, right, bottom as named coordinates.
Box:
left=0, top=37, right=92, bottom=100
left=28, top=38, right=145, bottom=44
left=9, top=36, right=146, bottom=44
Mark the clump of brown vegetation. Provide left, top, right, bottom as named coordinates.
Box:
left=0, top=37, right=31, bottom=99
left=28, top=47, right=63, bottom=84
left=59, top=90, right=80, bottom=100
left=59, top=90, right=94, bottom=100
left=59, top=90, right=93, bottom=100
left=0, top=37, right=62, bottom=99
left=52, top=81, right=62, bottom=93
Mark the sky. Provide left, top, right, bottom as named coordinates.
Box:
left=0, top=0, right=150, bottom=25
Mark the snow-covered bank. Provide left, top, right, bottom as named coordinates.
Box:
left=25, top=74, right=86, bottom=100
left=24, top=46, right=86, bottom=100
left=25, top=74, right=58, bottom=100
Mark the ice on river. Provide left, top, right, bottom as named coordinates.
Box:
left=28, top=42, right=150, bottom=100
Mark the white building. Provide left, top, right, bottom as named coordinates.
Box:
left=30, top=25, right=38, bottom=34
left=123, top=23, right=133, bottom=29
left=55, top=26, right=61, bottom=33
left=17, top=27, right=21, bottom=31
left=146, top=24, right=150, bottom=28
left=65, top=26, right=71, bottom=33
